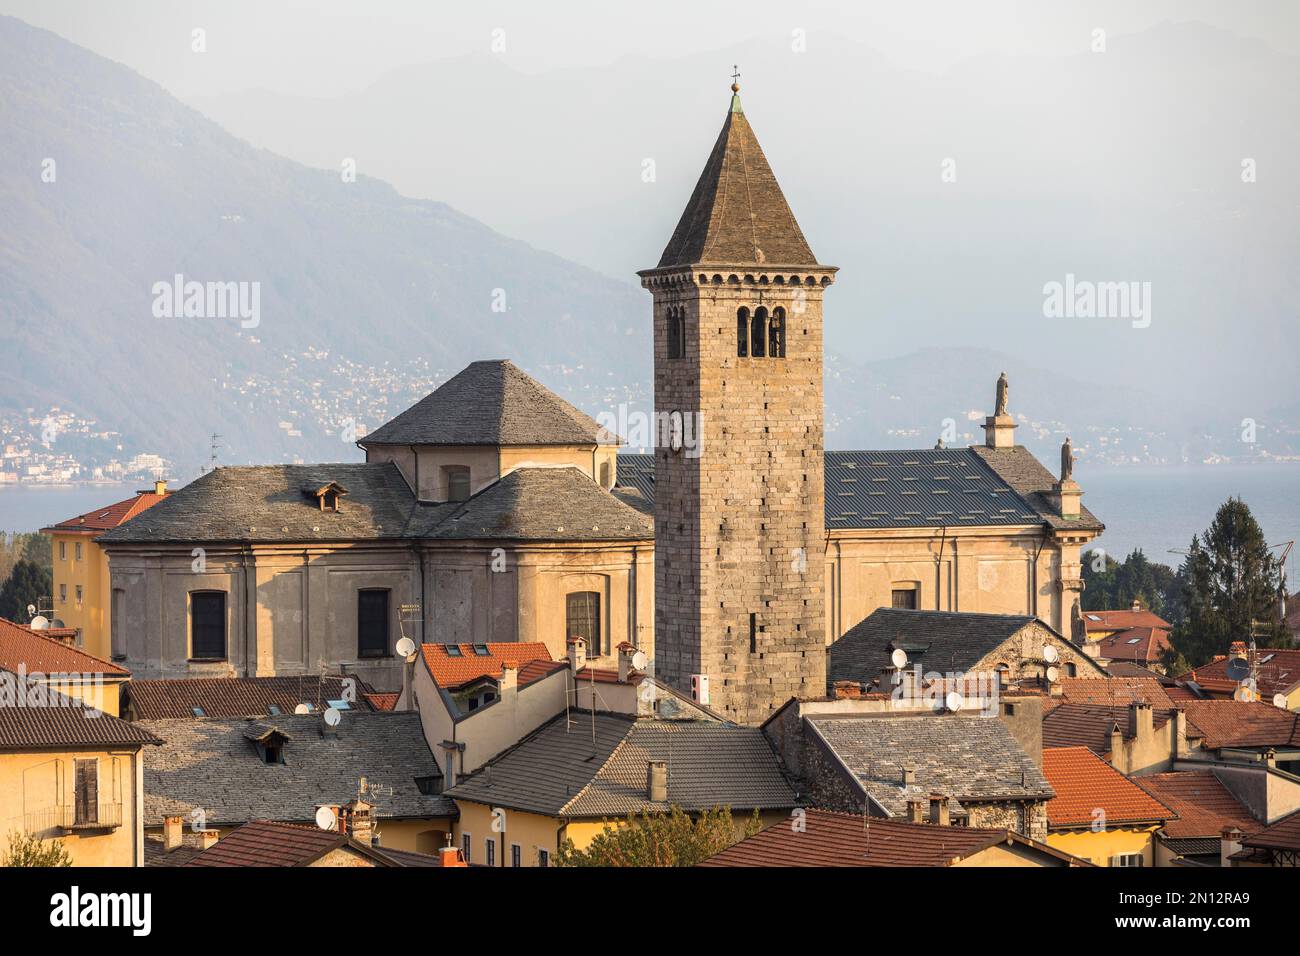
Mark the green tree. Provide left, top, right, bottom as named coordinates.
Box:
left=1170, top=498, right=1286, bottom=667
left=0, top=559, right=52, bottom=623
left=20, top=532, right=52, bottom=574
left=555, top=805, right=762, bottom=867
left=1082, top=548, right=1180, bottom=622
left=2, top=830, right=72, bottom=867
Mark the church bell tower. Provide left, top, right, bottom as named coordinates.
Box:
left=638, top=79, right=835, bottom=724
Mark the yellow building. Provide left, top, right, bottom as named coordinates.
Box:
left=0, top=616, right=130, bottom=716
left=0, top=689, right=160, bottom=866
left=1042, top=746, right=1173, bottom=866
left=42, top=483, right=169, bottom=660
left=446, top=712, right=797, bottom=866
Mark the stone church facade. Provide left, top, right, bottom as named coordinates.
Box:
left=99, top=87, right=1102, bottom=721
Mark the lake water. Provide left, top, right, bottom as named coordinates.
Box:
left=3, top=464, right=1297, bottom=586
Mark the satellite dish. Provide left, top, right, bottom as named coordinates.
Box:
left=945, top=691, right=964, bottom=712
left=1273, top=693, right=1289, bottom=709
left=631, top=650, right=649, bottom=671
left=1225, top=658, right=1251, bottom=681
left=293, top=703, right=311, bottom=715
left=1045, top=665, right=1060, bottom=683
left=29, top=615, right=49, bottom=630
left=395, top=636, right=416, bottom=658
left=314, top=806, right=337, bottom=831
left=1233, top=685, right=1255, bottom=702
left=323, top=707, right=342, bottom=727
left=1042, top=645, right=1059, bottom=664
left=890, top=648, right=908, bottom=669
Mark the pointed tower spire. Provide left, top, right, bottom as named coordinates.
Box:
left=657, top=77, right=816, bottom=268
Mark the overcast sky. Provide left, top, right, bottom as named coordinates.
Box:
left=4, top=0, right=1299, bottom=97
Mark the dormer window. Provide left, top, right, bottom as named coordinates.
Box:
left=444, top=466, right=471, bottom=502
left=303, top=481, right=348, bottom=512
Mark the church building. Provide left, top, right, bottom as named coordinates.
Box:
left=99, top=84, right=1102, bottom=724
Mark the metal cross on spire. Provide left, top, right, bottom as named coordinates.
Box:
left=731, top=64, right=740, bottom=88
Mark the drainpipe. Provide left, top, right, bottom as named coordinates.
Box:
left=935, top=526, right=948, bottom=610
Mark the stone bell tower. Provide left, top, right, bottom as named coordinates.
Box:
left=637, top=80, right=836, bottom=724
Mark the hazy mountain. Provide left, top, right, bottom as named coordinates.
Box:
left=0, top=15, right=648, bottom=471
left=189, top=22, right=1300, bottom=421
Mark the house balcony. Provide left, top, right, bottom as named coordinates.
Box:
left=24, top=802, right=124, bottom=834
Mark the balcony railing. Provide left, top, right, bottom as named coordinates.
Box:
left=24, top=802, right=123, bottom=833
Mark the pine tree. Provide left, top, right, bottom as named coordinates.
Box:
left=0, top=559, right=51, bottom=622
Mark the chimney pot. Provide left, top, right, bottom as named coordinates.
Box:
left=928, top=795, right=950, bottom=827
left=154, top=479, right=167, bottom=496
left=902, top=767, right=917, bottom=786
left=200, top=829, right=219, bottom=849
left=567, top=636, right=587, bottom=672
left=907, top=798, right=926, bottom=824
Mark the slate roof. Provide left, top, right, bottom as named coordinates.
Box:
left=1042, top=703, right=1174, bottom=755
left=970, top=445, right=1104, bottom=531
left=1177, top=700, right=1300, bottom=751
left=1185, top=649, right=1300, bottom=698
left=98, top=462, right=419, bottom=544
left=124, top=675, right=377, bottom=720
left=0, top=617, right=130, bottom=676
left=446, top=712, right=798, bottom=818
left=699, top=809, right=1085, bottom=867
left=829, top=607, right=1040, bottom=685
left=360, top=360, right=617, bottom=448
left=1137, top=772, right=1259, bottom=840
left=182, top=820, right=393, bottom=868
left=654, top=93, right=817, bottom=268
left=42, top=489, right=169, bottom=533
left=0, top=691, right=162, bottom=749
left=139, top=711, right=455, bottom=826
left=418, top=467, right=653, bottom=541
left=1042, top=747, right=1173, bottom=829
left=618, top=446, right=1101, bottom=532
left=805, top=712, right=1052, bottom=816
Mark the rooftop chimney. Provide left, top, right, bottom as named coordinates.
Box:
left=163, top=815, right=183, bottom=852
left=1130, top=599, right=1142, bottom=613
left=1221, top=826, right=1244, bottom=867
left=200, top=828, right=220, bottom=849
left=154, top=479, right=167, bottom=496
left=617, top=642, right=636, bottom=683
left=567, top=636, right=587, bottom=672
left=929, top=794, right=950, bottom=827
left=498, top=661, right=518, bottom=699
left=1128, top=701, right=1153, bottom=742
left=647, top=760, right=668, bottom=803
left=832, top=680, right=863, bottom=700
left=907, top=798, right=926, bottom=824
left=439, top=844, right=468, bottom=868
left=345, top=798, right=374, bottom=846
left=902, top=766, right=917, bottom=787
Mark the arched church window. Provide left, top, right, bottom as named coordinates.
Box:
left=751, top=307, right=767, bottom=358
left=769, top=307, right=786, bottom=358
left=736, top=308, right=749, bottom=357
left=667, top=307, right=685, bottom=359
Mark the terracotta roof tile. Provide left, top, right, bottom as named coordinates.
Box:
left=1177, top=700, right=1300, bottom=750
left=0, top=617, right=129, bottom=676
left=1056, top=676, right=1176, bottom=710
left=183, top=820, right=388, bottom=868
left=1042, top=747, right=1173, bottom=829
left=362, top=692, right=398, bottom=712
left=1042, top=703, right=1173, bottom=755
left=420, top=642, right=555, bottom=689
left=1184, top=649, right=1300, bottom=698
left=1081, top=609, right=1172, bottom=633
left=124, top=675, right=376, bottom=719
left=42, top=490, right=169, bottom=533
left=1099, top=626, right=1172, bottom=664
left=1137, top=772, right=1258, bottom=839
left=700, top=809, right=1086, bottom=867
left=1239, top=807, right=1300, bottom=852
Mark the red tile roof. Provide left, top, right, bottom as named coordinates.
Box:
left=1042, top=747, right=1173, bottom=829
left=0, top=617, right=129, bottom=676
left=1083, top=609, right=1172, bottom=633
left=42, top=490, right=169, bottom=533
left=363, top=692, right=398, bottom=712
left=1056, top=676, right=1176, bottom=710
left=1239, top=807, right=1300, bottom=852
left=1099, top=626, right=1172, bottom=665
left=1177, top=700, right=1300, bottom=750
left=1136, top=772, right=1258, bottom=839
left=1185, top=649, right=1300, bottom=698
left=699, top=809, right=1086, bottom=867
left=183, top=820, right=390, bottom=867
left=420, top=642, right=556, bottom=689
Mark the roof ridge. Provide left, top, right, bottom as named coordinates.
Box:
left=558, top=718, right=638, bottom=815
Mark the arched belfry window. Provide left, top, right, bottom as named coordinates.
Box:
left=736, top=308, right=749, bottom=357
left=667, top=307, right=685, bottom=359
left=769, top=307, right=786, bottom=358
left=751, top=307, right=767, bottom=358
